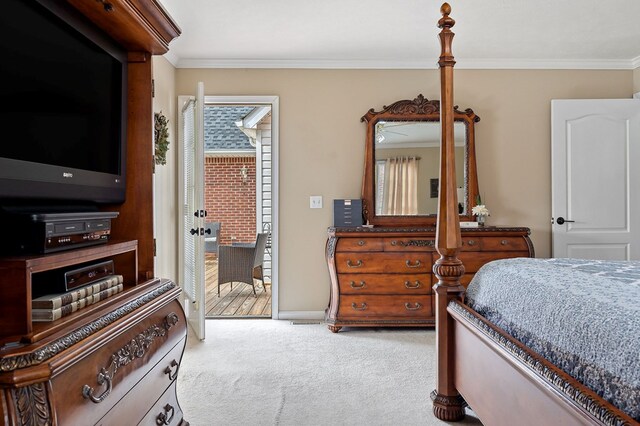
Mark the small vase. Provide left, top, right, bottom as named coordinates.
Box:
left=476, top=214, right=486, bottom=226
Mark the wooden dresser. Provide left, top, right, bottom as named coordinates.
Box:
left=0, top=1, right=186, bottom=424
left=325, top=226, right=534, bottom=332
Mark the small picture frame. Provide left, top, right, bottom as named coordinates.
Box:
left=430, top=178, right=439, bottom=198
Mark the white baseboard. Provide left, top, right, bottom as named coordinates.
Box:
left=277, top=311, right=325, bottom=321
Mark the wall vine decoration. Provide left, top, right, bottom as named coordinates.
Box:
left=154, top=111, right=170, bottom=166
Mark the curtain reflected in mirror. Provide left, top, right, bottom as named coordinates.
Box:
left=375, top=156, right=419, bottom=215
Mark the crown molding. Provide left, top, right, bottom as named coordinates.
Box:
left=170, top=57, right=637, bottom=70
left=162, top=50, right=179, bottom=67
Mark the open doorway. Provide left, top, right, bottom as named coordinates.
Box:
left=202, top=103, right=274, bottom=318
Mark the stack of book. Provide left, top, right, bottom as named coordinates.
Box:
left=31, top=274, right=124, bottom=322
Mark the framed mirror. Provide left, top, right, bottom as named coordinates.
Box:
left=361, top=94, right=480, bottom=226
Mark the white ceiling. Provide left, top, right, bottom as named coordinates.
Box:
left=158, top=0, right=640, bottom=70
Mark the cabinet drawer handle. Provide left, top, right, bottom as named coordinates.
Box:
left=405, top=260, right=422, bottom=268
left=82, top=368, right=112, bottom=403
left=347, top=259, right=363, bottom=268
left=501, top=240, right=508, bottom=245
left=350, top=281, right=366, bottom=289
left=405, top=302, right=422, bottom=311
left=164, top=359, right=179, bottom=381
left=357, top=240, right=366, bottom=246
left=404, top=280, right=421, bottom=289
left=351, top=302, right=367, bottom=311
left=82, top=313, right=179, bottom=404
left=156, top=403, right=175, bottom=425
left=466, top=239, right=476, bottom=246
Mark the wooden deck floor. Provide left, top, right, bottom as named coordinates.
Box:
left=205, top=254, right=272, bottom=318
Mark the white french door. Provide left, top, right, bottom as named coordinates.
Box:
left=551, top=99, right=640, bottom=260
left=178, top=82, right=206, bottom=339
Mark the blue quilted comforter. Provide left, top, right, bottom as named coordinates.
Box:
left=466, top=258, right=640, bottom=421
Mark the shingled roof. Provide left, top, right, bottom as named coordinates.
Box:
left=204, top=105, right=255, bottom=152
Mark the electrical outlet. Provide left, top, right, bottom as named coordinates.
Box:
left=310, top=195, right=323, bottom=209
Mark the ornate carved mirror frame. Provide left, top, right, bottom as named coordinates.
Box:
left=361, top=94, right=480, bottom=226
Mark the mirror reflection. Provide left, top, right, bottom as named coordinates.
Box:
left=374, top=121, right=466, bottom=216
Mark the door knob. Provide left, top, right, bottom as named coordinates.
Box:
left=555, top=217, right=575, bottom=225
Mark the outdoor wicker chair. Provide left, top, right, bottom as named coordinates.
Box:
left=217, top=232, right=268, bottom=297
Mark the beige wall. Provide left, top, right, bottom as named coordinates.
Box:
left=152, top=56, right=178, bottom=282
left=175, top=68, right=632, bottom=313
left=635, top=66, right=640, bottom=94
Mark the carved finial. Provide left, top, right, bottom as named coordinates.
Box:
left=438, top=2, right=456, bottom=67
left=438, top=3, right=455, bottom=29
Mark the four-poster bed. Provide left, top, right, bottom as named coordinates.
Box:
left=431, top=4, right=638, bottom=425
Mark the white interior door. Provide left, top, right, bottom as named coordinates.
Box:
left=178, top=82, right=206, bottom=339
left=551, top=99, right=640, bottom=260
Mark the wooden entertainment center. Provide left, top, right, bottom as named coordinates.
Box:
left=0, top=1, right=186, bottom=425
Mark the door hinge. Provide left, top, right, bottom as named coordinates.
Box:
left=153, top=238, right=157, bottom=256
left=151, top=79, right=155, bottom=98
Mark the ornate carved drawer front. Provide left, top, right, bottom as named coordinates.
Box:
left=95, top=337, right=186, bottom=426
left=336, top=238, right=384, bottom=252
left=383, top=238, right=435, bottom=252
left=335, top=253, right=431, bottom=274
left=339, top=295, right=433, bottom=318
left=338, top=273, right=431, bottom=295
left=50, top=300, right=186, bottom=425
left=140, top=381, right=183, bottom=426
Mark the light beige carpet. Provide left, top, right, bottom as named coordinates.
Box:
left=177, top=320, right=482, bottom=426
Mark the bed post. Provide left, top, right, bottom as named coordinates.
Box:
left=431, top=3, right=467, bottom=421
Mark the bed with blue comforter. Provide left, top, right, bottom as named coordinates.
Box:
left=466, top=257, right=640, bottom=421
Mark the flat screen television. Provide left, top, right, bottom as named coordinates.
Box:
left=0, top=0, right=127, bottom=207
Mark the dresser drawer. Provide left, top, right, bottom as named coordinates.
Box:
left=482, top=236, right=529, bottom=251
left=139, top=381, right=183, bottom=426
left=339, top=295, right=433, bottom=318
left=338, top=273, right=431, bottom=295
left=383, top=237, right=435, bottom=252
left=49, top=300, right=186, bottom=425
left=459, top=251, right=528, bottom=273
left=95, top=337, right=186, bottom=426
left=461, top=237, right=483, bottom=251
left=336, top=237, right=384, bottom=252
left=335, top=252, right=431, bottom=274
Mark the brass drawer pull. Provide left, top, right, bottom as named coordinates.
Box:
left=350, top=281, right=366, bottom=289
left=156, top=403, right=175, bottom=425
left=357, top=240, right=366, bottom=246
left=405, top=302, right=422, bottom=311
left=82, top=368, right=113, bottom=403
left=404, top=280, right=421, bottom=289
left=164, top=359, right=179, bottom=381
left=501, top=239, right=508, bottom=245
left=405, top=260, right=422, bottom=268
left=351, top=302, right=368, bottom=311
left=467, top=239, right=476, bottom=246
left=347, top=259, right=363, bottom=268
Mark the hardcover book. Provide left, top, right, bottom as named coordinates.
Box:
left=31, top=274, right=123, bottom=310
left=32, top=282, right=124, bottom=322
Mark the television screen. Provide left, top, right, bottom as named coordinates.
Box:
left=0, top=0, right=127, bottom=204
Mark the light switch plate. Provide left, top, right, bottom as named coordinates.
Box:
left=310, top=195, right=323, bottom=209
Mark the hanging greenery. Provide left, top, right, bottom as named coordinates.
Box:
left=154, top=111, right=170, bottom=165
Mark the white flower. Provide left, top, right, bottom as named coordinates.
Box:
left=472, top=204, right=490, bottom=216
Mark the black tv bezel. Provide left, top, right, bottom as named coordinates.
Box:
left=0, top=0, right=127, bottom=205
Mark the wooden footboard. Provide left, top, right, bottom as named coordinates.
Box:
left=448, top=301, right=636, bottom=425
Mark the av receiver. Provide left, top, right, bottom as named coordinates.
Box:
left=2, top=211, right=118, bottom=254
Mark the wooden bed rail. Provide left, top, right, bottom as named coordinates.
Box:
left=431, top=3, right=467, bottom=421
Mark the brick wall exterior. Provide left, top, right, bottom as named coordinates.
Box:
left=205, top=156, right=256, bottom=245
